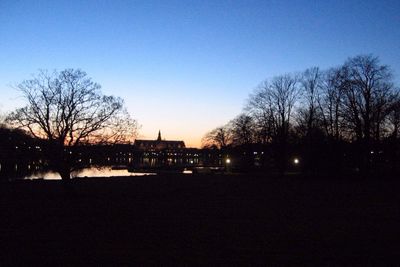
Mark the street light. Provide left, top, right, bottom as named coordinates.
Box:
left=293, top=158, right=299, bottom=165
left=225, top=158, right=231, bottom=173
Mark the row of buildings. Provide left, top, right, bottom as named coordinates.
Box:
left=41, top=131, right=224, bottom=171
left=0, top=130, right=264, bottom=178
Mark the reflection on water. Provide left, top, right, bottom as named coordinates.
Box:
left=24, top=170, right=61, bottom=180
left=24, top=167, right=156, bottom=180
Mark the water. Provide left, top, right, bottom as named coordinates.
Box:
left=0, top=163, right=193, bottom=181
left=23, top=167, right=156, bottom=180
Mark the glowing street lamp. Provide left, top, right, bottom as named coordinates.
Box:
left=225, top=158, right=231, bottom=173
left=293, top=158, right=299, bottom=165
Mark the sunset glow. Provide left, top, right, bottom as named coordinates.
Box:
left=1, top=1, right=400, bottom=265
left=1, top=1, right=399, bottom=148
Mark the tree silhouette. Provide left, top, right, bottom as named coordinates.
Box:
left=7, top=69, right=137, bottom=180
left=209, top=54, right=399, bottom=175
left=202, top=125, right=232, bottom=149
left=247, top=74, right=299, bottom=173
left=339, top=55, right=396, bottom=171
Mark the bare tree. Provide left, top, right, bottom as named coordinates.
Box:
left=269, top=74, right=300, bottom=142
left=318, top=68, right=346, bottom=140
left=7, top=69, right=138, bottom=180
left=341, top=55, right=395, bottom=142
left=205, top=54, right=399, bottom=173
left=296, top=67, right=324, bottom=136
left=387, top=95, right=400, bottom=172
left=230, top=113, right=256, bottom=146
left=335, top=55, right=397, bottom=172
left=202, top=125, right=232, bottom=149
left=247, top=80, right=277, bottom=144
left=388, top=95, right=400, bottom=139
left=247, top=74, right=299, bottom=143
left=247, top=74, right=299, bottom=172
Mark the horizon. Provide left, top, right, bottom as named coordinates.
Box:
left=1, top=0, right=400, bottom=148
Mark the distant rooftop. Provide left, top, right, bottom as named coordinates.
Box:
left=134, top=131, right=185, bottom=150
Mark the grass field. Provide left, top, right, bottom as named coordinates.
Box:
left=1, top=173, right=399, bottom=265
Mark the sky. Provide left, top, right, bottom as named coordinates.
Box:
left=0, top=0, right=399, bottom=147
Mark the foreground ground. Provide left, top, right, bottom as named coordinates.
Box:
left=1, top=173, right=399, bottom=265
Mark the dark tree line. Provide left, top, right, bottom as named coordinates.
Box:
left=0, top=125, right=48, bottom=180
left=203, top=55, right=400, bottom=175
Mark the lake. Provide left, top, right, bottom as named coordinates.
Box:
left=0, top=163, right=195, bottom=181
left=23, top=167, right=156, bottom=180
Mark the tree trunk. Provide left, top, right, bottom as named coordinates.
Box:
left=59, top=168, right=71, bottom=181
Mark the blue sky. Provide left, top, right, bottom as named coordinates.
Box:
left=1, top=0, right=399, bottom=147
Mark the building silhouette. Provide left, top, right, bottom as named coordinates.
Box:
left=132, top=131, right=220, bottom=170
left=134, top=130, right=185, bottom=150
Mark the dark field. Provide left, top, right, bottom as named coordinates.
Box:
left=1, top=174, right=399, bottom=266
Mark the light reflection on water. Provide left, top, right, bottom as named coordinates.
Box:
left=24, top=167, right=156, bottom=180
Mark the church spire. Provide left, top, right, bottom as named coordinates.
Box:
left=157, top=130, right=161, bottom=141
